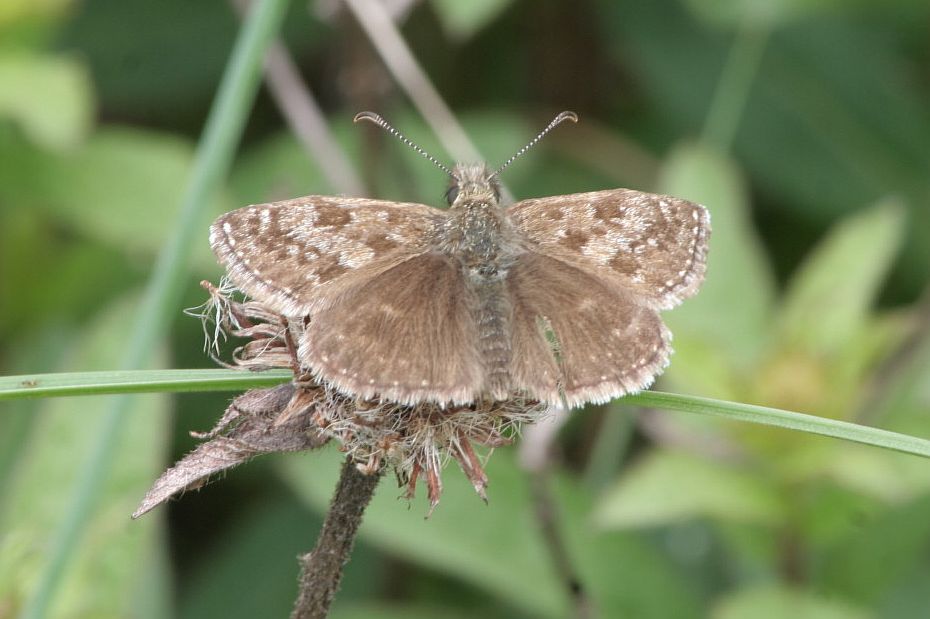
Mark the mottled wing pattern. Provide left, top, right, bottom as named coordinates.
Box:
left=300, top=252, right=484, bottom=405
left=210, top=196, right=445, bottom=316
left=508, top=190, right=710, bottom=310
left=508, top=253, right=671, bottom=408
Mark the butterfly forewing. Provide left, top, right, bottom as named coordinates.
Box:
left=508, top=189, right=710, bottom=310
left=507, top=252, right=671, bottom=407
left=210, top=196, right=445, bottom=316
left=300, top=252, right=485, bottom=405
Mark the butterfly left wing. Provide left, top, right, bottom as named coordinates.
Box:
left=210, top=196, right=445, bottom=316
left=299, top=252, right=485, bottom=406
left=508, top=189, right=710, bottom=310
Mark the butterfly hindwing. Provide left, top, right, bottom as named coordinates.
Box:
left=300, top=252, right=485, bottom=405
left=507, top=252, right=671, bottom=407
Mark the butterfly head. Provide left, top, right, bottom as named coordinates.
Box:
left=445, top=163, right=502, bottom=208
left=354, top=110, right=578, bottom=210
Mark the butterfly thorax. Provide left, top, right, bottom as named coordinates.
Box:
left=435, top=164, right=516, bottom=279
left=431, top=164, right=518, bottom=399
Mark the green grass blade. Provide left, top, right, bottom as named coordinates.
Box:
left=4, top=368, right=930, bottom=460
left=624, top=391, right=930, bottom=459
left=700, top=19, right=770, bottom=152
left=0, top=369, right=292, bottom=400
left=18, top=1, right=292, bottom=617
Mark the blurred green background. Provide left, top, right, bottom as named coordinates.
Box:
left=2, top=0, right=930, bottom=617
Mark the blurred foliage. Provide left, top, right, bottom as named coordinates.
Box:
left=1, top=0, right=930, bottom=617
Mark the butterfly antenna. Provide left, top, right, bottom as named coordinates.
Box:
left=493, top=111, right=578, bottom=177
left=354, top=111, right=453, bottom=176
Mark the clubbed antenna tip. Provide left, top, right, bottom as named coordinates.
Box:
left=354, top=111, right=453, bottom=177
left=493, top=110, right=578, bottom=177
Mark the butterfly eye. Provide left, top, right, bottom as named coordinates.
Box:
left=488, top=176, right=502, bottom=202
left=445, top=185, right=460, bottom=205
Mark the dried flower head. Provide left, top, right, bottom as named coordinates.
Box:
left=134, top=279, right=546, bottom=517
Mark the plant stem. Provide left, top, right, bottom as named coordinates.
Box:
left=291, top=458, right=383, bottom=619
left=519, top=406, right=591, bottom=616
left=529, top=468, right=592, bottom=619
left=582, top=403, right=636, bottom=491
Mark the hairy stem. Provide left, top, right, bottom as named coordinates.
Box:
left=520, top=407, right=591, bottom=617
left=529, top=470, right=592, bottom=619
left=291, top=458, right=383, bottom=619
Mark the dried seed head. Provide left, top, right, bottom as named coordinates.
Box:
left=135, top=280, right=546, bottom=517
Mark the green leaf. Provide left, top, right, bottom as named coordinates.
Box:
left=178, top=495, right=322, bottom=619
left=230, top=131, right=330, bottom=204
left=0, top=0, right=73, bottom=28
left=330, top=605, right=477, bottom=619
left=554, top=473, right=704, bottom=618
left=0, top=207, right=145, bottom=337
left=779, top=443, right=930, bottom=504
left=599, top=1, right=930, bottom=289
left=594, top=449, right=784, bottom=528
left=682, top=0, right=928, bottom=29
left=0, top=327, right=73, bottom=513
left=278, top=447, right=700, bottom=618
left=712, top=585, right=871, bottom=619
left=28, top=127, right=227, bottom=271
left=429, top=0, right=514, bottom=40
left=0, top=296, right=170, bottom=617
left=0, top=53, right=93, bottom=150
left=818, top=493, right=930, bottom=606
left=658, top=142, right=775, bottom=369
left=778, top=200, right=904, bottom=356
left=279, top=446, right=568, bottom=618
left=874, top=316, right=930, bottom=429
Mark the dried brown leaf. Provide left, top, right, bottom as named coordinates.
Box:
left=132, top=384, right=330, bottom=518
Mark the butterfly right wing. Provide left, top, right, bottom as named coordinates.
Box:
left=210, top=196, right=446, bottom=316
left=508, top=252, right=671, bottom=408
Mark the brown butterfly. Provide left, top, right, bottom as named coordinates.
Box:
left=210, top=112, right=710, bottom=408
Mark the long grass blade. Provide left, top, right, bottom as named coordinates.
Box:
left=5, top=369, right=930, bottom=460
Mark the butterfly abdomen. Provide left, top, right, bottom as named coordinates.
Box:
left=437, top=196, right=521, bottom=401
left=470, top=276, right=514, bottom=400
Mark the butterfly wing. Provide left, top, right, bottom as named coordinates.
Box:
left=508, top=189, right=710, bottom=310
left=508, top=252, right=671, bottom=408
left=300, top=252, right=485, bottom=405
left=210, top=196, right=445, bottom=316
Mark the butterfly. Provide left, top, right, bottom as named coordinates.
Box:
left=210, top=111, right=710, bottom=408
